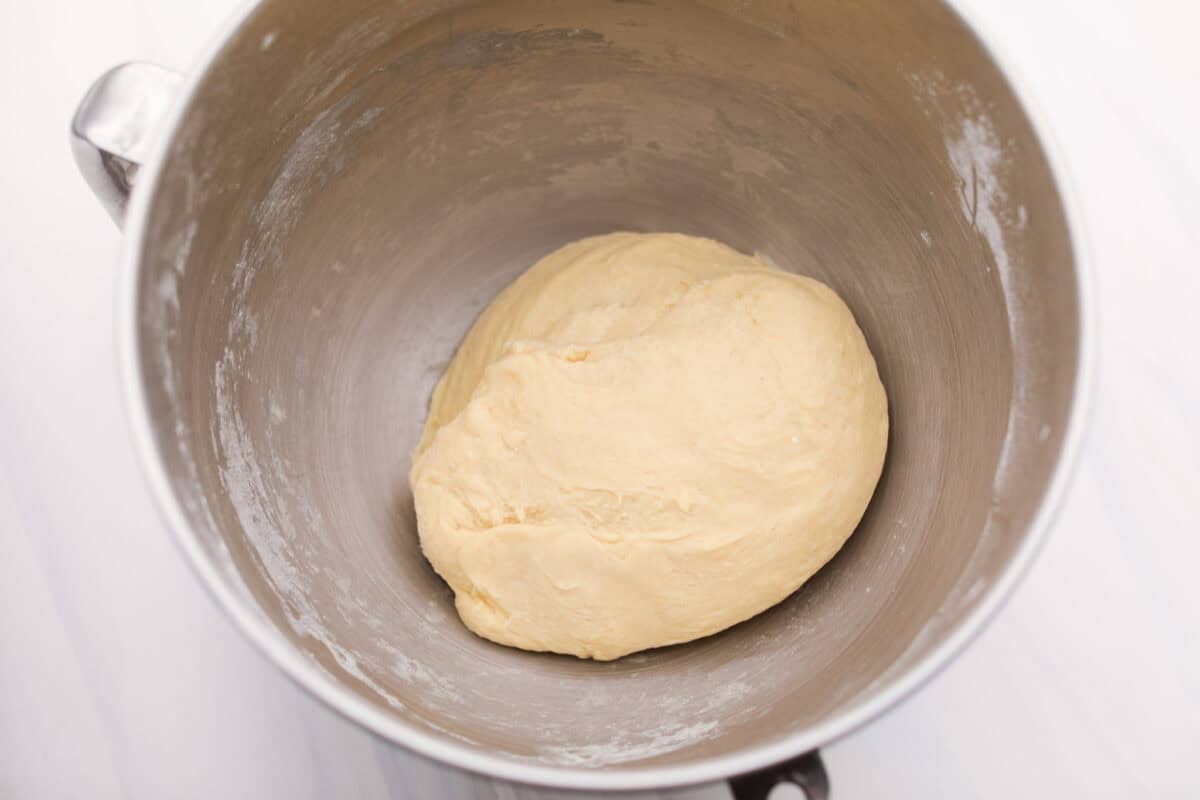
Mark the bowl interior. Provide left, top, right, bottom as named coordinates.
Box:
left=135, top=0, right=1081, bottom=773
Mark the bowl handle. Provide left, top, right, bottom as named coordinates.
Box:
left=70, top=62, right=181, bottom=227
left=728, top=750, right=830, bottom=800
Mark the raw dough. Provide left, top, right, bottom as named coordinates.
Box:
left=410, top=232, right=888, bottom=660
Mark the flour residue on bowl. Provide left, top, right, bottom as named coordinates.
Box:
left=208, top=81, right=476, bottom=715
left=911, top=70, right=1040, bottom=505
left=535, top=678, right=752, bottom=766
left=946, top=113, right=1030, bottom=500
left=541, top=720, right=720, bottom=767
left=889, top=71, right=1047, bottom=670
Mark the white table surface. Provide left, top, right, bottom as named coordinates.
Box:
left=3, top=0, right=1198, bottom=797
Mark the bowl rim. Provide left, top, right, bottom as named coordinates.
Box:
left=117, top=0, right=1098, bottom=790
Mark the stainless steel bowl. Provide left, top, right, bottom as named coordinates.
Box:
left=73, top=0, right=1092, bottom=796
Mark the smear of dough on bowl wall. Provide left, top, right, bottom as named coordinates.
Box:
left=411, top=232, right=889, bottom=660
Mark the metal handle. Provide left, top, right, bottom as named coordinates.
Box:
left=70, top=62, right=182, bottom=227
left=728, top=750, right=830, bottom=800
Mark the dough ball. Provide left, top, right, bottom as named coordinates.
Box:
left=410, top=232, right=887, bottom=660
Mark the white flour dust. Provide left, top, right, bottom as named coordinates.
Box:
left=208, top=80, right=443, bottom=713
left=911, top=70, right=1037, bottom=519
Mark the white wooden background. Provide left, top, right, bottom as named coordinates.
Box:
left=2, top=0, right=1198, bottom=797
